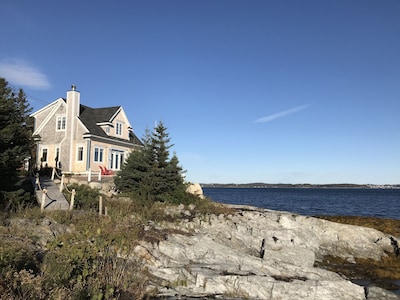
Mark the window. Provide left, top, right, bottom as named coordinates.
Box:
left=77, top=146, right=84, bottom=162
left=55, top=148, right=61, bottom=168
left=116, top=122, right=122, bottom=136
left=56, top=116, right=66, bottom=131
left=94, top=147, right=104, bottom=162
left=55, top=147, right=60, bottom=162
left=42, top=148, right=48, bottom=162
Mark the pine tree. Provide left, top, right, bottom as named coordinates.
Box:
left=0, top=78, right=33, bottom=192
left=115, top=121, right=186, bottom=202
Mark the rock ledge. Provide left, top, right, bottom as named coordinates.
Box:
left=135, top=205, right=400, bottom=299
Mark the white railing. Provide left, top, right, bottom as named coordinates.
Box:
left=86, top=168, right=103, bottom=182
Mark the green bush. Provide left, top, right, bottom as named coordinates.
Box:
left=0, top=238, right=44, bottom=299
left=64, top=183, right=99, bottom=210
left=1, top=188, right=35, bottom=212
left=0, top=241, right=40, bottom=276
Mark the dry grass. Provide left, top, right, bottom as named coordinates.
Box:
left=0, top=191, right=228, bottom=299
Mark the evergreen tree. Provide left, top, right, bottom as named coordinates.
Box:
left=115, top=121, right=186, bottom=202
left=165, top=152, right=186, bottom=192
left=150, top=122, right=174, bottom=196
left=0, top=78, right=33, bottom=192
left=115, top=144, right=151, bottom=196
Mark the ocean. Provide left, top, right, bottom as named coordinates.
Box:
left=203, top=187, right=400, bottom=219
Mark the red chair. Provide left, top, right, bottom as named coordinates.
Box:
left=99, top=166, right=113, bottom=175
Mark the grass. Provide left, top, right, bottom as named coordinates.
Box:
left=0, top=181, right=228, bottom=299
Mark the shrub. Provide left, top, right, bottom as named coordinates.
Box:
left=0, top=238, right=44, bottom=299
left=0, top=241, right=40, bottom=277
left=0, top=188, right=35, bottom=213
left=41, top=213, right=147, bottom=299
left=64, top=183, right=99, bottom=210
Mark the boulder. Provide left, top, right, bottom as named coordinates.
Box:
left=88, top=181, right=102, bottom=190
left=68, top=178, right=81, bottom=185
left=4, top=217, right=72, bottom=248
left=186, top=183, right=204, bottom=198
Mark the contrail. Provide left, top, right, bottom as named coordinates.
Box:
left=253, top=104, right=310, bottom=123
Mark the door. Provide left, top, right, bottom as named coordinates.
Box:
left=110, top=150, right=124, bottom=170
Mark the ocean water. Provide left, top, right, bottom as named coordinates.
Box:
left=203, top=187, right=400, bottom=219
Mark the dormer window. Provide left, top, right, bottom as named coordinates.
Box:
left=56, top=116, right=66, bottom=131
left=116, top=122, right=123, bottom=136
left=97, top=121, right=112, bottom=135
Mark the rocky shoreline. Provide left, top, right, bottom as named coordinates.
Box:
left=2, top=203, right=400, bottom=299
left=317, top=215, right=400, bottom=294
left=134, top=204, right=400, bottom=299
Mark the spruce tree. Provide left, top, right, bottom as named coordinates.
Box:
left=150, top=122, right=173, bottom=196
left=0, top=78, right=33, bottom=192
left=165, top=152, right=186, bottom=194
left=115, top=121, right=186, bottom=202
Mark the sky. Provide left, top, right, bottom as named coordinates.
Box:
left=1, top=1, right=399, bottom=185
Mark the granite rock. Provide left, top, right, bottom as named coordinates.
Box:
left=134, top=205, right=399, bottom=299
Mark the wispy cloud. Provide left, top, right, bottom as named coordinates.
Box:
left=0, top=59, right=50, bottom=89
left=253, top=104, right=310, bottom=124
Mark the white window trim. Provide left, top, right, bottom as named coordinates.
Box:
left=41, top=148, right=48, bottom=163
left=77, top=145, right=84, bottom=162
left=110, top=148, right=125, bottom=170
left=94, top=147, right=104, bottom=162
left=56, top=115, right=66, bottom=131
left=55, top=147, right=60, bottom=161
left=116, top=122, right=123, bottom=136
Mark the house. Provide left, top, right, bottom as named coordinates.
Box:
left=31, top=85, right=142, bottom=174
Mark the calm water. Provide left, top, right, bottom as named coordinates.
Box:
left=203, top=187, right=400, bottom=219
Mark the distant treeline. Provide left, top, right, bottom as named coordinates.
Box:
left=201, top=183, right=400, bottom=189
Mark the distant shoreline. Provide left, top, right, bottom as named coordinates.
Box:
left=201, top=183, right=400, bottom=189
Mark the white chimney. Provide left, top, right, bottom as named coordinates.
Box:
left=66, top=84, right=80, bottom=118
left=65, top=84, right=81, bottom=171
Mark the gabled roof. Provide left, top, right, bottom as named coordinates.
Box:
left=79, top=104, right=142, bottom=146
left=30, top=98, right=65, bottom=136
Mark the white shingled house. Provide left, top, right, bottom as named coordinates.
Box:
left=30, top=85, right=142, bottom=174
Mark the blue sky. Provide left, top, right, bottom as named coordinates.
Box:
left=1, top=1, right=399, bottom=184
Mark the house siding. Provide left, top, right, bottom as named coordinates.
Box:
left=35, top=103, right=67, bottom=168
left=68, top=122, right=89, bottom=172
left=89, top=141, right=128, bottom=172
left=38, top=143, right=59, bottom=168
left=39, top=108, right=67, bottom=145
left=108, top=108, right=132, bottom=141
